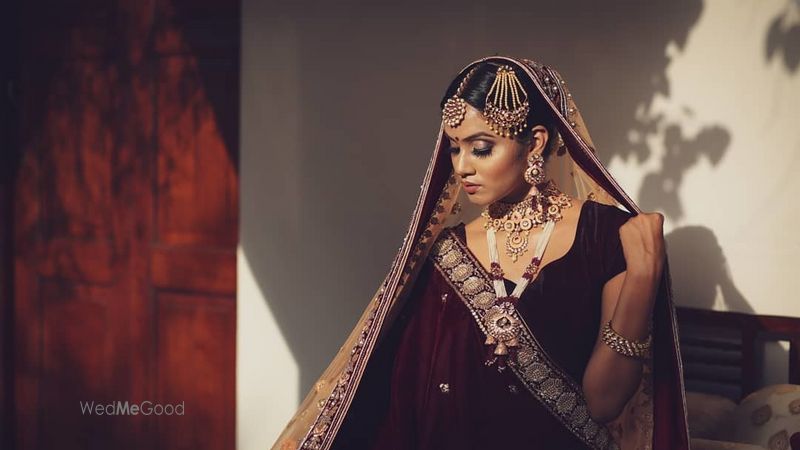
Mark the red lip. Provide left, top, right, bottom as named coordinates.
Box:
left=462, top=182, right=481, bottom=194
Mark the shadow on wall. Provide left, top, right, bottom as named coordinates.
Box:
left=639, top=125, right=730, bottom=221
left=240, top=0, right=730, bottom=403
left=666, top=225, right=794, bottom=388
left=766, top=0, right=800, bottom=74
left=666, top=226, right=753, bottom=313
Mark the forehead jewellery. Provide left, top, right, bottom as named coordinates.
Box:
left=442, top=64, right=530, bottom=138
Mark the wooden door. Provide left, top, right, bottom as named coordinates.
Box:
left=1, top=1, right=21, bottom=448
left=11, top=1, right=239, bottom=449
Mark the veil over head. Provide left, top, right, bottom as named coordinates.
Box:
left=272, top=56, right=689, bottom=450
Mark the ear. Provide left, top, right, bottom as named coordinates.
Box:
left=527, top=125, right=549, bottom=157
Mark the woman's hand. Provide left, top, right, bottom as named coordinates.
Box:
left=619, top=212, right=666, bottom=278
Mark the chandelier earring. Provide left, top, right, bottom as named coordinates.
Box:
left=523, top=152, right=546, bottom=186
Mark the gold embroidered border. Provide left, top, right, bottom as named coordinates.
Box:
left=430, top=230, right=619, bottom=450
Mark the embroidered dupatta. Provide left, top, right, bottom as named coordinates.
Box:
left=271, top=56, right=690, bottom=450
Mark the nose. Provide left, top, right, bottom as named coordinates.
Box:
left=452, top=147, right=475, bottom=178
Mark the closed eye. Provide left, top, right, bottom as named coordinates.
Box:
left=472, top=146, right=493, bottom=158
left=448, top=145, right=494, bottom=158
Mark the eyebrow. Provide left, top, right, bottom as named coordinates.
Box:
left=444, top=131, right=496, bottom=142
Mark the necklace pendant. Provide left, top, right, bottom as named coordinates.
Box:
left=495, top=342, right=509, bottom=356
left=505, top=230, right=529, bottom=261
left=483, top=303, right=521, bottom=357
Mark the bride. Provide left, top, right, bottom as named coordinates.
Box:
left=272, top=56, right=689, bottom=450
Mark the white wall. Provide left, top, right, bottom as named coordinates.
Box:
left=606, top=0, right=800, bottom=389
left=238, top=0, right=800, bottom=447
left=609, top=0, right=800, bottom=317
left=237, top=10, right=303, bottom=449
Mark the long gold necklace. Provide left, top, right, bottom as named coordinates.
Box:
left=481, top=180, right=572, bottom=261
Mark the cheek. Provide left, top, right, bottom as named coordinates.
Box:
left=478, top=153, right=524, bottom=187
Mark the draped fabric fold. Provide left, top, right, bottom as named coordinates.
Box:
left=271, top=55, right=690, bottom=450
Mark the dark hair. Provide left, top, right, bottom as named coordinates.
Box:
left=439, top=62, right=558, bottom=156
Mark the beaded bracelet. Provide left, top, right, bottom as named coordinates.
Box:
left=601, top=320, right=652, bottom=359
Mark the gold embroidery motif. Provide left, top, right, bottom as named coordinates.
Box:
left=430, top=230, right=618, bottom=450
left=517, top=347, right=536, bottom=366
left=541, top=378, right=564, bottom=400
left=473, top=291, right=496, bottom=310
left=440, top=249, right=462, bottom=269
left=462, top=276, right=486, bottom=295
left=451, top=263, right=473, bottom=282
left=557, top=392, right=577, bottom=413
left=432, top=235, right=454, bottom=254
left=527, top=362, right=550, bottom=382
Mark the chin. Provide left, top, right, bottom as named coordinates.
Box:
left=464, top=193, right=494, bottom=207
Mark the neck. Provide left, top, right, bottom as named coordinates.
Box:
left=499, top=182, right=544, bottom=204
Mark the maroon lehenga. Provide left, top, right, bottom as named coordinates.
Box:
left=271, top=56, right=689, bottom=450
left=331, top=201, right=632, bottom=449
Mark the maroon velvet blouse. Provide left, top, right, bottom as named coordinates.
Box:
left=331, top=200, right=632, bottom=450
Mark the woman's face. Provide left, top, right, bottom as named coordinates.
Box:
left=444, top=103, right=548, bottom=206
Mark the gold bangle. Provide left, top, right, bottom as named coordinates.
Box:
left=601, top=320, right=651, bottom=359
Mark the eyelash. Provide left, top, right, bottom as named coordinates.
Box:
left=448, top=145, right=493, bottom=158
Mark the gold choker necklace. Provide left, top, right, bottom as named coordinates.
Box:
left=481, top=180, right=572, bottom=261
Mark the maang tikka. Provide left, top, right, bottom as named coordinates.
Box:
left=442, top=64, right=530, bottom=137
left=442, top=66, right=477, bottom=128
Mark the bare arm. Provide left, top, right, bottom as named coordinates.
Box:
left=581, top=212, right=665, bottom=423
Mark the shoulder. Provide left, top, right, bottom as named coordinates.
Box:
left=584, top=199, right=633, bottom=227
left=442, top=221, right=466, bottom=237
left=581, top=200, right=634, bottom=244
left=585, top=202, right=633, bottom=280
left=431, top=223, right=461, bottom=253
